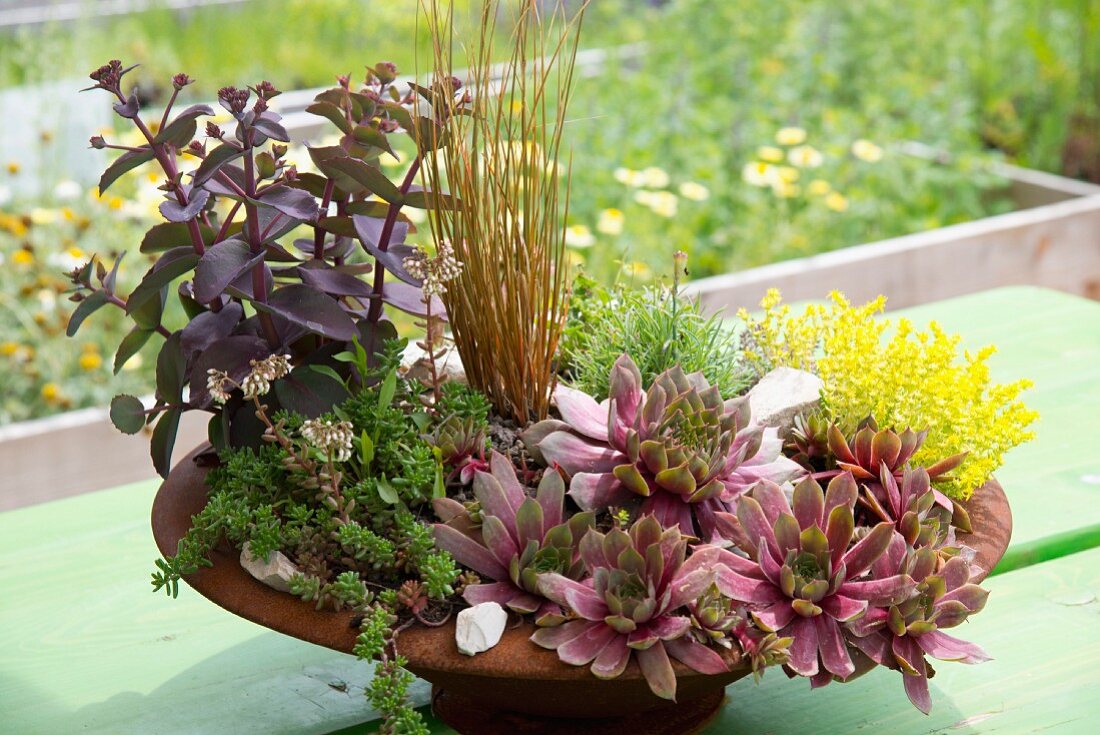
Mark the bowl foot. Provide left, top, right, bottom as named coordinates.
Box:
left=431, top=685, right=724, bottom=735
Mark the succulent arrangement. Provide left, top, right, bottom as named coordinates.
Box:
left=66, top=1, right=1036, bottom=732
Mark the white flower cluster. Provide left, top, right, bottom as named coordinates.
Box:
left=205, top=354, right=292, bottom=404
left=403, top=241, right=463, bottom=297
left=300, top=419, right=355, bottom=462
left=240, top=354, right=292, bottom=400
left=206, top=369, right=233, bottom=405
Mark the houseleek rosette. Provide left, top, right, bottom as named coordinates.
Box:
left=524, top=354, right=802, bottom=542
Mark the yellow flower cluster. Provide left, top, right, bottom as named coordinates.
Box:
left=739, top=290, right=1038, bottom=499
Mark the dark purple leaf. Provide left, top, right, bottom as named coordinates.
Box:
left=99, top=147, right=155, bottom=194
left=296, top=262, right=374, bottom=298
left=353, top=215, right=420, bottom=286
left=252, top=112, right=290, bottom=142
left=317, top=215, right=357, bottom=238
left=245, top=204, right=300, bottom=243
left=225, top=262, right=273, bottom=301
left=194, top=143, right=246, bottom=187
left=201, top=162, right=249, bottom=197
left=193, top=239, right=263, bottom=302
left=179, top=302, right=244, bottom=357
left=253, top=284, right=356, bottom=341
left=352, top=124, right=396, bottom=156
left=66, top=290, right=109, bottom=336
left=113, top=326, right=154, bottom=374
left=306, top=102, right=353, bottom=134
left=155, top=104, right=215, bottom=148
left=382, top=280, right=445, bottom=319
left=160, top=189, right=211, bottom=223
left=130, top=284, right=166, bottom=331
left=274, top=366, right=349, bottom=418
left=316, top=157, right=402, bottom=203
left=113, top=91, right=140, bottom=118
left=156, top=333, right=187, bottom=404
left=291, top=236, right=356, bottom=260
left=151, top=407, right=182, bottom=478
left=264, top=240, right=301, bottom=263
left=257, top=184, right=319, bottom=222
left=110, top=394, right=147, bottom=434
left=127, top=247, right=200, bottom=313
left=140, top=221, right=217, bottom=253
left=188, top=335, right=272, bottom=408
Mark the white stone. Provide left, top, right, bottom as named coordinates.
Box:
left=240, top=542, right=300, bottom=593
left=747, top=367, right=823, bottom=436
left=399, top=341, right=466, bottom=385
left=455, top=601, right=508, bottom=656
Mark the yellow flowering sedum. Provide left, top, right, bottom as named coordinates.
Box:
left=739, top=290, right=1037, bottom=499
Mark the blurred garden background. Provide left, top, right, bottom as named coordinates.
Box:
left=1, top=0, right=1098, bottom=425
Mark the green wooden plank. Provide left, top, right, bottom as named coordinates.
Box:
left=0, top=481, right=422, bottom=735
left=894, top=287, right=1100, bottom=567
left=338, top=547, right=1100, bottom=734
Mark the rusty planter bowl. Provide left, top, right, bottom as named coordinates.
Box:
left=152, top=445, right=1012, bottom=735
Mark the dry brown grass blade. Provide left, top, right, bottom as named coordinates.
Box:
left=420, top=0, right=586, bottom=423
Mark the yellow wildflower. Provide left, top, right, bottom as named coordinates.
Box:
left=756, top=146, right=784, bottom=163
left=622, top=261, right=652, bottom=279
left=788, top=145, right=823, bottom=168
left=12, top=249, right=34, bottom=266
left=775, top=127, right=807, bottom=146
left=509, top=99, right=524, bottom=113
left=41, top=383, right=61, bottom=402
left=852, top=139, right=884, bottom=162
left=824, top=192, right=849, bottom=212
left=807, top=179, right=832, bottom=196
left=79, top=352, right=103, bottom=371
left=564, top=224, right=595, bottom=248
left=0, top=341, right=19, bottom=357
left=613, top=167, right=642, bottom=187
left=5, top=161, right=20, bottom=175
left=678, top=182, right=710, bottom=201
left=596, top=208, right=625, bottom=236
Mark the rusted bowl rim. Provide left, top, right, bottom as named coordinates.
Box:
left=152, top=445, right=1012, bottom=682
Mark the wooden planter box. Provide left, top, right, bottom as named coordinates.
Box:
left=684, top=162, right=1100, bottom=316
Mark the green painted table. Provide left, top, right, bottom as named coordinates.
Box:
left=2, top=286, right=1099, bottom=734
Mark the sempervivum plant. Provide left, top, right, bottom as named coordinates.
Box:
left=432, top=452, right=595, bottom=624
left=531, top=516, right=729, bottom=700
left=524, top=354, right=801, bottom=541
left=847, top=535, right=990, bottom=713
left=716, top=476, right=913, bottom=684
left=824, top=419, right=972, bottom=532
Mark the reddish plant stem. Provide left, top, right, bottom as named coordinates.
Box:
left=243, top=145, right=281, bottom=348
left=313, top=179, right=336, bottom=260
left=215, top=200, right=242, bottom=242
left=365, top=155, right=421, bottom=323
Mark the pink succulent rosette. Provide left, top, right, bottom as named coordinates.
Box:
left=531, top=517, right=730, bottom=700
left=714, top=475, right=915, bottom=684
left=524, top=354, right=803, bottom=542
